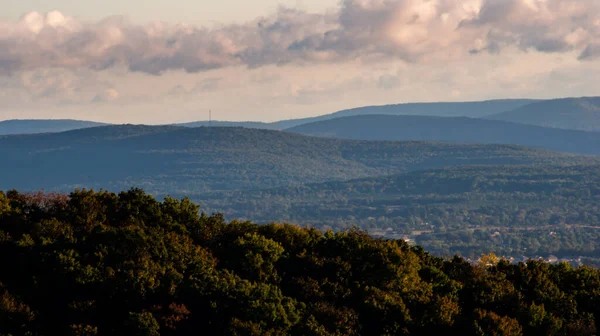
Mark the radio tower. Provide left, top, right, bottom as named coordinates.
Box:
left=209, top=109, right=212, bottom=126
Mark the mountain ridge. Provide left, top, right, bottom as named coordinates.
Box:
left=272, top=99, right=538, bottom=129
left=4, top=96, right=598, bottom=135
left=1, top=124, right=595, bottom=195
left=0, top=119, right=108, bottom=135
left=486, top=96, right=600, bottom=131
left=0, top=98, right=539, bottom=134
left=286, top=114, right=600, bottom=156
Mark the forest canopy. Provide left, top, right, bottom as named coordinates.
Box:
left=1, top=189, right=599, bottom=335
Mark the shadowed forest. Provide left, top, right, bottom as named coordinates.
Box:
left=1, top=189, right=599, bottom=335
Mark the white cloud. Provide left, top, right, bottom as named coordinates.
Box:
left=1, top=0, right=599, bottom=76
left=1, top=1, right=600, bottom=123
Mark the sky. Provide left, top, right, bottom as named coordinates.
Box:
left=3, top=0, right=335, bottom=25
left=1, top=0, right=600, bottom=124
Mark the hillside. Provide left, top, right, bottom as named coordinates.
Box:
left=1, top=125, right=596, bottom=194
left=286, top=114, right=600, bottom=156
left=274, top=99, right=538, bottom=129
left=195, top=164, right=600, bottom=258
left=486, top=97, right=600, bottom=131
left=0, top=119, right=108, bottom=135
left=2, top=189, right=599, bottom=335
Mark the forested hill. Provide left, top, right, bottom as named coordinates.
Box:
left=1, top=125, right=598, bottom=194
left=1, top=189, right=599, bottom=335
left=286, top=114, right=600, bottom=156
left=486, top=97, right=600, bottom=132
left=0, top=119, right=108, bottom=135
left=195, top=164, right=600, bottom=258
left=273, top=99, right=537, bottom=129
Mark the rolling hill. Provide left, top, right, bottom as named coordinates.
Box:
left=1, top=125, right=595, bottom=194
left=273, top=99, right=538, bottom=129
left=286, top=114, right=600, bottom=156
left=0, top=119, right=108, bottom=135
left=486, top=96, right=600, bottom=131
left=194, top=164, right=600, bottom=257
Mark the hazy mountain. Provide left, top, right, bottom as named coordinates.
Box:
left=1, top=125, right=594, bottom=194
left=0, top=119, right=108, bottom=135
left=486, top=97, right=600, bottom=131
left=287, top=114, right=600, bottom=156
left=0, top=99, right=538, bottom=135
left=273, top=99, right=538, bottom=129
left=176, top=120, right=278, bottom=129
left=166, top=99, right=538, bottom=131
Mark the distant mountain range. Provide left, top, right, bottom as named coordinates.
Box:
left=0, top=98, right=538, bottom=135
left=2, top=96, right=599, bottom=136
left=486, top=97, right=600, bottom=131
left=0, top=119, right=107, bottom=135
left=2, top=125, right=594, bottom=194
left=272, top=99, right=538, bottom=129
left=287, top=114, right=600, bottom=156
left=174, top=99, right=538, bottom=130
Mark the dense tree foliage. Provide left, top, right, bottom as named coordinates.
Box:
left=1, top=189, right=600, bottom=335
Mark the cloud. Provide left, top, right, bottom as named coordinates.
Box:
left=167, top=77, right=221, bottom=97
left=92, top=88, right=120, bottom=103
left=462, top=0, right=600, bottom=57
left=0, top=1, right=599, bottom=76
left=579, top=44, right=600, bottom=60
left=4, top=68, right=119, bottom=106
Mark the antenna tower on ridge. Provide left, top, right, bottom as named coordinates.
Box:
left=209, top=109, right=212, bottom=126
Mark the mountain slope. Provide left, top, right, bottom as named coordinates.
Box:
left=195, top=164, right=600, bottom=257
left=286, top=114, right=600, bottom=156
left=1, top=125, right=595, bottom=194
left=486, top=97, right=600, bottom=131
left=0, top=119, right=108, bottom=135
left=274, top=99, right=538, bottom=129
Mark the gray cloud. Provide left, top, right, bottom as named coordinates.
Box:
left=462, top=0, right=600, bottom=54
left=1, top=1, right=599, bottom=76
left=579, top=44, right=600, bottom=60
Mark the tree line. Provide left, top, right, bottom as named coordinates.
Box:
left=1, top=189, right=599, bottom=335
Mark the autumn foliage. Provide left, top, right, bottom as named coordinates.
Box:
left=0, top=189, right=599, bottom=335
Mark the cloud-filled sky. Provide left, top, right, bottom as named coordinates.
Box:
left=1, top=0, right=600, bottom=123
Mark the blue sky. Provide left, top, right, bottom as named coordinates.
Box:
left=1, top=0, right=600, bottom=123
